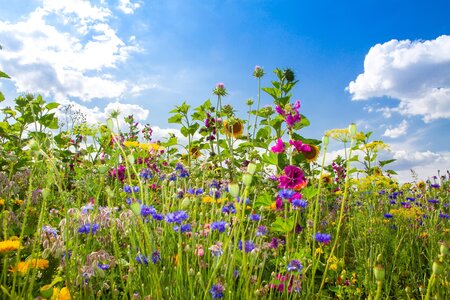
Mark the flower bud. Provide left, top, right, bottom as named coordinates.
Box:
left=373, top=264, right=385, bottom=282
left=440, top=242, right=449, bottom=257
left=253, top=66, right=265, bottom=78
left=348, top=123, right=357, bottom=136
left=242, top=173, right=253, bottom=187
left=181, top=197, right=192, bottom=209
left=130, top=202, right=141, bottom=216
left=322, top=135, right=329, bottom=147
left=228, top=183, right=240, bottom=198
left=432, top=259, right=444, bottom=275
left=40, top=285, right=54, bottom=298
left=247, top=163, right=257, bottom=175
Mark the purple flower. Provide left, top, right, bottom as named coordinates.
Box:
left=165, top=210, right=189, bottom=224
left=141, top=205, right=156, bottom=217
left=124, top=185, right=132, bottom=194
left=314, top=232, right=331, bottom=244
left=278, top=165, right=306, bottom=189
left=210, top=282, right=225, bottom=299
left=152, top=213, right=164, bottom=221
left=98, top=263, right=110, bottom=270
left=278, top=189, right=296, bottom=199
left=289, top=140, right=311, bottom=153
left=384, top=213, right=393, bottom=218
left=222, top=203, right=236, bottom=214
left=256, top=226, right=267, bottom=236
left=139, top=168, right=152, bottom=180
left=152, top=250, right=161, bottom=263
left=136, top=254, right=149, bottom=265
left=211, top=221, right=228, bottom=233
left=249, top=214, right=261, bottom=222
left=287, top=260, right=303, bottom=273
left=78, top=223, right=100, bottom=234
left=292, top=199, right=307, bottom=208
left=173, top=224, right=191, bottom=233
left=271, top=138, right=285, bottom=153
left=428, top=199, right=439, bottom=204
left=238, top=240, right=255, bottom=252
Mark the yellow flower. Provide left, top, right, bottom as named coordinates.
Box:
left=321, top=173, right=332, bottom=185
left=315, top=247, right=324, bottom=255
left=0, top=198, right=4, bottom=205
left=330, top=263, right=338, bottom=271
left=417, top=181, right=426, bottom=189
left=202, top=196, right=226, bottom=204
left=304, top=145, right=320, bottom=163
left=11, top=259, right=49, bottom=275
left=189, top=146, right=202, bottom=159
left=123, top=140, right=139, bottom=148
left=0, top=240, right=20, bottom=253
left=15, top=199, right=24, bottom=206
left=58, top=287, right=71, bottom=300
left=139, top=143, right=163, bottom=152
left=223, top=119, right=244, bottom=138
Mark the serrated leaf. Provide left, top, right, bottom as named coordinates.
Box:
left=168, top=114, right=183, bottom=124
left=254, top=193, right=273, bottom=208
left=271, top=216, right=295, bottom=234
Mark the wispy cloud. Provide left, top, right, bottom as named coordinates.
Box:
left=117, top=0, right=141, bottom=14
left=383, top=119, right=408, bottom=138
left=347, top=35, right=450, bottom=122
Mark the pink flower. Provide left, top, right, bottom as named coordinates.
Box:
left=271, top=139, right=285, bottom=153
left=289, top=140, right=311, bottom=153
left=279, top=165, right=306, bottom=189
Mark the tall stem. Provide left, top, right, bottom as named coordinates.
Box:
left=252, top=77, right=261, bottom=140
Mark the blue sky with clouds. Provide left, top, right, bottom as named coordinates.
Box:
left=1, top=0, right=449, bottom=182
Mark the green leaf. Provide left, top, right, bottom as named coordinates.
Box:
left=379, top=159, right=396, bottom=167
left=271, top=216, right=295, bottom=234
left=262, top=87, right=280, bottom=99
left=256, top=126, right=270, bottom=140
left=262, top=151, right=278, bottom=166
left=45, top=102, right=60, bottom=110
left=98, top=165, right=110, bottom=174
left=188, top=123, right=200, bottom=135
left=162, top=136, right=178, bottom=147
left=0, top=70, right=10, bottom=79
left=254, top=192, right=273, bottom=208
left=180, top=126, right=189, bottom=137
left=168, top=113, right=183, bottom=124
left=302, top=186, right=318, bottom=200
left=0, top=91, right=4, bottom=102
left=385, top=169, right=397, bottom=175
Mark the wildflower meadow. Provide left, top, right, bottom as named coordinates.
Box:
left=0, top=67, right=448, bottom=299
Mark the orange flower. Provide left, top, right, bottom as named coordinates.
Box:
left=0, top=239, right=20, bottom=253
left=11, top=259, right=49, bottom=275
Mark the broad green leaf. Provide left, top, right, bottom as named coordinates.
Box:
left=254, top=192, right=273, bottom=208
left=45, top=102, right=60, bottom=110
left=302, top=186, right=318, bottom=200
left=168, top=113, right=183, bottom=124
left=379, top=159, right=396, bottom=167
left=271, top=216, right=295, bottom=234
left=262, top=151, right=278, bottom=166
left=0, top=70, right=10, bottom=79
left=0, top=91, right=4, bottom=102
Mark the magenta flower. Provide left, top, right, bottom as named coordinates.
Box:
left=271, top=138, right=285, bottom=153
left=285, top=114, right=301, bottom=128
left=279, top=165, right=306, bottom=189
left=289, top=140, right=311, bottom=153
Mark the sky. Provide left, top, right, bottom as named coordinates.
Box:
left=0, top=0, right=449, bottom=183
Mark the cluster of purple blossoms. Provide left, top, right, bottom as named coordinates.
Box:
left=175, top=163, right=189, bottom=178
left=287, top=260, right=303, bottom=273
left=275, top=100, right=301, bottom=129
left=187, top=188, right=204, bottom=195
left=292, top=199, right=307, bottom=208
left=209, top=282, right=225, bottom=299
left=124, top=185, right=140, bottom=194
left=249, top=214, right=261, bottom=222
left=256, top=226, right=268, bottom=236
left=173, top=224, right=191, bottom=233
left=78, top=223, right=100, bottom=234
left=139, top=168, right=152, bottom=180
left=222, top=203, right=236, bottom=214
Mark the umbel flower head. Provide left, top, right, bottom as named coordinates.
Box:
left=223, top=118, right=244, bottom=138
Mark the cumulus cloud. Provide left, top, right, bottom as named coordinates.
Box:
left=383, top=119, right=408, bottom=138
left=0, top=1, right=145, bottom=102
left=347, top=36, right=450, bottom=122
left=118, top=0, right=141, bottom=14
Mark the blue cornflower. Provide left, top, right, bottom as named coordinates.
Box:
left=152, top=250, right=161, bottom=263
left=210, top=180, right=219, bottom=189
left=141, top=204, right=156, bottom=217
left=287, top=260, right=303, bottom=273
left=211, top=221, right=228, bottom=233
left=133, top=186, right=140, bottom=193
left=165, top=210, right=189, bottom=224
left=256, top=226, right=267, bottom=236
left=139, top=168, right=152, bottom=180
left=278, top=189, right=296, bottom=199
left=123, top=185, right=132, bottom=193
left=78, top=223, right=100, bottom=234
left=390, top=200, right=396, bottom=205
left=428, top=199, right=439, bottom=204
left=169, top=174, right=177, bottom=181
left=209, top=283, right=224, bottom=299
left=430, top=184, right=440, bottom=188
left=136, top=254, right=149, bottom=265
left=314, top=232, right=331, bottom=244
left=384, top=213, right=393, bottom=218
left=238, top=240, right=255, bottom=252
left=292, top=199, right=307, bottom=208
left=406, top=197, right=416, bottom=201
left=249, top=214, right=261, bottom=221
left=195, top=188, right=204, bottom=195
left=173, top=223, right=191, bottom=233
left=439, top=212, right=450, bottom=219
left=152, top=213, right=164, bottom=221
left=97, top=263, right=110, bottom=270
left=187, top=188, right=196, bottom=195
left=42, top=225, right=58, bottom=236
left=175, top=163, right=184, bottom=171
left=210, top=190, right=221, bottom=198
left=222, top=203, right=236, bottom=214
left=179, top=169, right=189, bottom=178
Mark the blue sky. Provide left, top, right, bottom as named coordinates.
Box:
left=1, top=0, right=449, bottom=182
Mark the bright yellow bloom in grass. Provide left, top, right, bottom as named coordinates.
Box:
left=11, top=259, right=49, bottom=275
left=202, top=196, right=226, bottom=204
left=139, top=143, right=163, bottom=152
left=15, top=199, right=24, bottom=205
left=123, top=140, right=139, bottom=148
left=58, top=287, right=71, bottom=300
left=0, top=240, right=20, bottom=253
left=390, top=206, right=423, bottom=220
left=0, top=198, right=5, bottom=205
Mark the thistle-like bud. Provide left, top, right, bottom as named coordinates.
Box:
left=228, top=183, right=240, bottom=198
left=432, top=258, right=444, bottom=275
left=284, top=68, right=295, bottom=82
left=246, top=99, right=254, bottom=106
left=440, top=242, right=449, bottom=257
left=213, top=83, right=228, bottom=97
left=253, top=66, right=265, bottom=78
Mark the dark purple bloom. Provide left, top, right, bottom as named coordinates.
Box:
left=124, top=185, right=132, bottom=194
left=278, top=189, right=296, bottom=199
left=152, top=213, right=164, bottom=221
left=141, top=205, right=156, bottom=217
left=249, top=214, right=261, bottom=222
left=384, top=213, right=393, bottom=218
left=428, top=199, right=439, bottom=204
left=430, top=184, right=440, bottom=188
left=278, top=165, right=306, bottom=189
left=222, top=203, right=236, bottom=214
left=152, top=250, right=161, bottom=263
left=173, top=224, right=191, bottom=233
left=139, top=168, right=152, bottom=180
left=256, top=226, right=267, bottom=236
left=78, top=223, right=100, bottom=234
left=136, top=254, right=149, bottom=265
left=98, top=263, right=110, bottom=270
left=292, top=199, right=307, bottom=208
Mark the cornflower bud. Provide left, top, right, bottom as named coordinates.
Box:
left=247, top=163, right=257, bottom=175
left=242, top=173, right=253, bottom=186
left=228, top=183, right=240, bottom=198
left=348, top=123, right=357, bottom=136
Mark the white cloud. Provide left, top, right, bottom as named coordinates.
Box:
left=383, top=119, right=408, bottom=138
left=0, top=1, right=144, bottom=102
left=118, top=0, right=141, bottom=14
left=347, top=35, right=450, bottom=122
